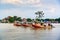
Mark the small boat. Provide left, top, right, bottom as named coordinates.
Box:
left=14, top=23, right=21, bottom=26
left=32, top=24, right=41, bottom=28
left=14, top=21, right=21, bottom=26
left=22, top=24, right=30, bottom=27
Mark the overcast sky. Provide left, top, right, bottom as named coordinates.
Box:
left=0, top=0, right=60, bottom=19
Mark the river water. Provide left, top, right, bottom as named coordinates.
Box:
left=0, top=23, right=60, bottom=40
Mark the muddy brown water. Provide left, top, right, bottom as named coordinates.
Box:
left=0, top=23, right=60, bottom=40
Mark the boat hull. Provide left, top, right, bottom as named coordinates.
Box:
left=14, top=24, right=21, bottom=26
left=22, top=24, right=29, bottom=27
left=32, top=24, right=41, bottom=28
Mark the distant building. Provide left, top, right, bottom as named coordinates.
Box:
left=1, top=18, right=9, bottom=23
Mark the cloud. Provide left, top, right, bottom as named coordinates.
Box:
left=0, top=0, right=57, bottom=15
left=0, top=9, right=22, bottom=15
left=0, top=0, right=60, bottom=19
left=0, top=9, right=35, bottom=18
left=41, top=6, right=56, bottom=13
left=0, top=0, right=57, bottom=9
left=49, top=7, right=56, bottom=13
left=0, top=0, right=41, bottom=5
left=1, top=0, right=22, bottom=5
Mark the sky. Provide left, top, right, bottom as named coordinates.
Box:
left=0, top=0, right=60, bottom=19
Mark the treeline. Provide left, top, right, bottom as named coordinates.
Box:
left=0, top=16, right=32, bottom=23
left=0, top=16, right=60, bottom=23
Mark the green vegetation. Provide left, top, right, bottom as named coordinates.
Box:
left=8, top=17, right=15, bottom=23
left=8, top=16, right=22, bottom=23
left=0, top=11, right=60, bottom=23
left=26, top=18, right=32, bottom=22
left=55, top=18, right=60, bottom=23
left=16, top=17, right=22, bottom=21
left=0, top=16, right=60, bottom=23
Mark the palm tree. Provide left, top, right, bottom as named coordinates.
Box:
left=35, top=11, right=44, bottom=22
left=35, top=11, right=44, bottom=19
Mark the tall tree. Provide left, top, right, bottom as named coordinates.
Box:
left=35, top=11, right=44, bottom=22
left=35, top=11, right=44, bottom=19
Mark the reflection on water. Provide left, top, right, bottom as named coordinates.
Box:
left=0, top=23, right=60, bottom=40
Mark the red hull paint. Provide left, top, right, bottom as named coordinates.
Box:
left=32, top=24, right=41, bottom=28
left=22, top=24, right=29, bottom=27
left=14, top=24, right=21, bottom=26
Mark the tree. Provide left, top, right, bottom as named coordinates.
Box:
left=35, top=11, right=44, bottom=22
left=16, top=17, right=22, bottom=21
left=27, top=18, right=32, bottom=22
left=35, top=11, right=44, bottom=19
left=55, top=18, right=60, bottom=23
left=45, top=19, right=50, bottom=21
left=8, top=17, right=14, bottom=23
left=36, top=18, right=41, bottom=22
left=0, top=20, right=2, bottom=23
left=13, top=16, right=17, bottom=21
